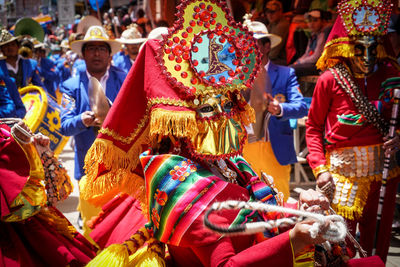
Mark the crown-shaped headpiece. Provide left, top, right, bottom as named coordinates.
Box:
left=338, top=0, right=392, bottom=36
left=156, top=0, right=261, bottom=100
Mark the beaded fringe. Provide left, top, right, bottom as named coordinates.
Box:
left=331, top=166, right=400, bottom=220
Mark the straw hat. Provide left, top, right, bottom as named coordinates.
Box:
left=70, top=25, right=121, bottom=56
left=246, top=21, right=281, bottom=49
left=116, top=25, right=147, bottom=44
left=0, top=28, right=21, bottom=47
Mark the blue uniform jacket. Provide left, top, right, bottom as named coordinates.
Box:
left=0, top=61, right=26, bottom=118
left=267, top=63, right=308, bottom=165
left=38, top=57, right=59, bottom=98
left=0, top=78, right=16, bottom=118
left=113, top=51, right=132, bottom=74
left=55, top=57, right=72, bottom=83
left=60, top=65, right=127, bottom=180
left=0, top=58, right=44, bottom=89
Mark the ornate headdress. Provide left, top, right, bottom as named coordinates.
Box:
left=316, top=0, right=397, bottom=71
left=82, top=0, right=261, bottom=207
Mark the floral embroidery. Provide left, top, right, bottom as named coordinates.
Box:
left=154, top=189, right=168, bottom=206
left=169, top=160, right=197, bottom=182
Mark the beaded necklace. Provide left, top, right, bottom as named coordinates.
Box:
left=330, top=64, right=389, bottom=136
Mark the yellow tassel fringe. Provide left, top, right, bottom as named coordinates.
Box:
left=87, top=243, right=129, bottom=267
left=83, top=126, right=150, bottom=208
left=87, top=227, right=165, bottom=267
left=149, top=108, right=198, bottom=138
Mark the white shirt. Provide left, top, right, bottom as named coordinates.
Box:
left=86, top=67, right=110, bottom=94
left=6, top=55, right=22, bottom=74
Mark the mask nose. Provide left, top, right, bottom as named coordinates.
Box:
left=214, top=103, right=223, bottom=114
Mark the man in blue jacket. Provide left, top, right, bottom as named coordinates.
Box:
left=60, top=25, right=124, bottom=182
left=60, top=25, right=125, bottom=230
left=0, top=29, right=44, bottom=89
left=0, top=55, right=26, bottom=118
left=243, top=21, right=308, bottom=201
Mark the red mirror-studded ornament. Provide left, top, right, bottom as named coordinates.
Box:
left=156, top=0, right=262, bottom=100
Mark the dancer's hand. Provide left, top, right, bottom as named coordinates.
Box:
left=290, top=219, right=329, bottom=254
left=383, top=133, right=400, bottom=156
left=33, top=133, right=50, bottom=156
left=317, top=171, right=334, bottom=190
left=299, top=189, right=330, bottom=211
left=13, top=121, right=33, bottom=143
left=266, top=94, right=281, bottom=116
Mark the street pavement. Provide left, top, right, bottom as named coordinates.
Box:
left=56, top=140, right=400, bottom=266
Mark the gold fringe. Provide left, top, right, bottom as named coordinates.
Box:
left=316, top=43, right=354, bottom=71
left=83, top=125, right=150, bottom=208
left=317, top=43, right=391, bottom=71
left=149, top=108, right=198, bottom=138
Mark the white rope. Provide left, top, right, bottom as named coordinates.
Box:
left=208, top=200, right=347, bottom=243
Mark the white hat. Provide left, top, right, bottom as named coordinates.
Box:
left=147, top=27, right=169, bottom=40
left=139, top=27, right=169, bottom=52
left=246, top=21, right=281, bottom=49
left=60, top=39, right=70, bottom=49
left=116, top=26, right=147, bottom=44
left=70, top=25, right=121, bottom=56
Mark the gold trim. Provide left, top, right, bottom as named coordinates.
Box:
left=148, top=97, right=192, bottom=108
left=99, top=104, right=151, bottom=144
left=312, top=165, right=329, bottom=178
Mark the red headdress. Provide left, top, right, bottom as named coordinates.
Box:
left=316, top=0, right=397, bottom=71
left=82, top=0, right=261, bottom=207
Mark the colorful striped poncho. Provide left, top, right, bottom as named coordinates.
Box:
left=139, top=150, right=280, bottom=246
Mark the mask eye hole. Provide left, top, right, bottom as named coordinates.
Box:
left=199, top=104, right=214, bottom=113
left=223, top=101, right=234, bottom=111
left=370, top=45, right=378, bottom=56
left=354, top=45, right=365, bottom=56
